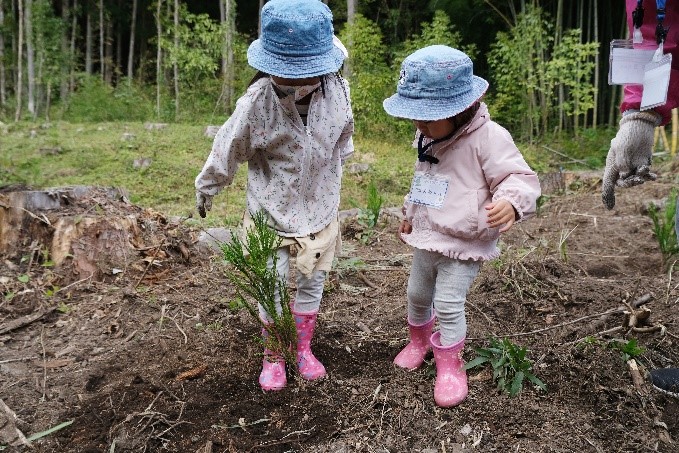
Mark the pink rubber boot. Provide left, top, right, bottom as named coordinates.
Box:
left=393, top=315, right=435, bottom=370
left=258, top=327, right=287, bottom=391
left=430, top=331, right=468, bottom=407
left=292, top=309, right=327, bottom=380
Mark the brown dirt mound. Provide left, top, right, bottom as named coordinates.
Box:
left=1, top=175, right=678, bottom=452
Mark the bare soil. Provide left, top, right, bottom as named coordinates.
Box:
left=1, top=171, right=679, bottom=453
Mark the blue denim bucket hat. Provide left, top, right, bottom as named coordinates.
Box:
left=247, top=0, right=346, bottom=78
left=383, top=45, right=489, bottom=121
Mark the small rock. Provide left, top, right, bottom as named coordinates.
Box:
left=204, top=125, right=221, bottom=138
left=144, top=122, right=168, bottom=130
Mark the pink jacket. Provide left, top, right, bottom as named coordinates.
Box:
left=402, top=103, right=541, bottom=261
left=621, top=0, right=679, bottom=125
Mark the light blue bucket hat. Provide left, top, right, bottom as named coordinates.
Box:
left=383, top=45, right=489, bottom=121
left=247, top=0, right=346, bottom=78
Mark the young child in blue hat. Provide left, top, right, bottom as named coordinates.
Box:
left=195, top=0, right=354, bottom=392
left=383, top=45, right=541, bottom=407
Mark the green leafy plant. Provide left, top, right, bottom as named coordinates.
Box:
left=609, top=338, right=645, bottom=362
left=352, top=181, right=384, bottom=244
left=647, top=188, right=679, bottom=269
left=465, top=337, right=547, bottom=397
left=220, top=210, right=297, bottom=367
left=558, top=225, right=577, bottom=262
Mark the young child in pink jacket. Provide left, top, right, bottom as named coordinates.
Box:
left=383, top=45, right=541, bottom=408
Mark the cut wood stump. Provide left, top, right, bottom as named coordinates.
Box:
left=0, top=186, right=194, bottom=284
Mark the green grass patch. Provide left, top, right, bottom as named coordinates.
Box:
left=1, top=120, right=605, bottom=228
left=1, top=121, right=419, bottom=228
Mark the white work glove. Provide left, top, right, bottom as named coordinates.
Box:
left=602, top=110, right=662, bottom=210
left=196, top=192, right=213, bottom=218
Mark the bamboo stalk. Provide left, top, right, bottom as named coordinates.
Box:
left=660, top=126, right=670, bottom=153
left=653, top=127, right=660, bottom=151
left=672, top=108, right=678, bottom=156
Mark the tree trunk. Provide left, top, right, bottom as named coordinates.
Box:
left=173, top=0, right=179, bottom=117
left=85, top=9, right=92, bottom=75
left=25, top=0, right=35, bottom=118
left=104, top=20, right=112, bottom=84
left=115, top=0, right=122, bottom=83
left=59, top=0, right=70, bottom=102
left=555, top=0, right=564, bottom=132
left=127, top=0, right=137, bottom=82
left=14, top=0, right=24, bottom=121
left=155, top=0, right=162, bottom=117
left=344, top=0, right=355, bottom=80
left=258, top=0, right=264, bottom=36
left=592, top=0, right=599, bottom=129
left=0, top=0, right=5, bottom=107
left=220, top=0, right=234, bottom=113
left=69, top=0, right=78, bottom=94
left=98, top=0, right=104, bottom=80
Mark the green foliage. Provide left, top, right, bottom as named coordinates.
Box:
left=647, top=188, right=679, bottom=269
left=547, top=29, right=599, bottom=123
left=159, top=5, right=224, bottom=87
left=220, top=210, right=297, bottom=367
left=465, top=337, right=547, bottom=397
left=339, top=14, right=399, bottom=138
left=488, top=6, right=597, bottom=140
left=393, top=10, right=476, bottom=67
left=558, top=225, right=577, bottom=263
left=609, top=338, right=645, bottom=362
left=32, top=0, right=67, bottom=90
left=352, top=180, right=384, bottom=244
left=63, top=75, right=155, bottom=122
left=648, top=188, right=679, bottom=267
left=357, top=181, right=383, bottom=230
left=488, top=6, right=552, bottom=140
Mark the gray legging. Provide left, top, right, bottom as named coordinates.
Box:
left=406, top=248, right=480, bottom=346
left=258, top=246, right=326, bottom=321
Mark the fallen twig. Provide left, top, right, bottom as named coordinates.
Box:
left=55, top=272, right=94, bottom=294
left=134, top=241, right=166, bottom=288
left=0, top=398, right=31, bottom=448
left=357, top=271, right=378, bottom=289
left=627, top=359, right=646, bottom=394
left=0, top=356, right=38, bottom=364
left=171, top=316, right=188, bottom=344
left=542, top=145, right=597, bottom=169
left=469, top=294, right=653, bottom=342
left=0, top=307, right=57, bottom=335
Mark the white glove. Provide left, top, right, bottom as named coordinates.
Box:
left=602, top=111, right=661, bottom=210
left=196, top=192, right=213, bottom=218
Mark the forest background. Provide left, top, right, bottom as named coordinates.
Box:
left=1, top=0, right=674, bottom=223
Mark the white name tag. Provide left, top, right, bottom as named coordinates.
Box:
left=641, top=48, right=672, bottom=111
left=408, top=172, right=449, bottom=209
left=609, top=41, right=655, bottom=85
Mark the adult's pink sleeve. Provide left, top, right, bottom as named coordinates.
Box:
left=620, top=0, right=679, bottom=125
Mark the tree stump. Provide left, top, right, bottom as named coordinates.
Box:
left=0, top=186, right=191, bottom=284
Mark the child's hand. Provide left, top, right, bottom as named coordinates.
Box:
left=398, top=219, right=412, bottom=243
left=485, top=200, right=517, bottom=233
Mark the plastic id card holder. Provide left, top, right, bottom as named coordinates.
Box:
left=641, top=51, right=672, bottom=111
left=407, top=172, right=449, bottom=209
left=609, top=39, right=655, bottom=85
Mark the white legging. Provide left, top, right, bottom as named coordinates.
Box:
left=258, top=246, right=326, bottom=321
left=406, top=248, right=480, bottom=346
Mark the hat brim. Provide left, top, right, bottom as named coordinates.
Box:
left=247, top=40, right=346, bottom=78
left=383, top=76, right=489, bottom=121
